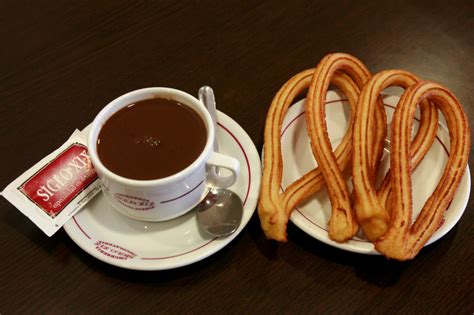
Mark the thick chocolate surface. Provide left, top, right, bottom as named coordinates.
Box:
left=97, top=98, right=206, bottom=180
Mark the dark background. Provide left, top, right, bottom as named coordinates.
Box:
left=1, top=0, right=473, bottom=313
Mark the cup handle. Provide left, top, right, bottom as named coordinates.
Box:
left=206, top=152, right=240, bottom=188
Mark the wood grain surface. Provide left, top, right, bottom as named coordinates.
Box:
left=0, top=0, right=472, bottom=313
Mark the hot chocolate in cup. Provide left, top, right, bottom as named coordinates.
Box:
left=88, top=87, right=240, bottom=221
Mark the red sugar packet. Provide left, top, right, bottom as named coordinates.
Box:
left=2, top=130, right=101, bottom=236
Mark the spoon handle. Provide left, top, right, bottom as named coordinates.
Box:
left=198, top=86, right=219, bottom=153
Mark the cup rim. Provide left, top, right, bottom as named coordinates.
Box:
left=87, top=87, right=214, bottom=187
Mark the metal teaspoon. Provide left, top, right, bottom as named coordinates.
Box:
left=195, top=86, right=243, bottom=237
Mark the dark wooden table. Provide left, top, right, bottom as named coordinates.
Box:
left=1, top=0, right=472, bottom=313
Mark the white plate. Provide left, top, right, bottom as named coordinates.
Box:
left=63, top=111, right=261, bottom=270
left=281, top=91, right=470, bottom=255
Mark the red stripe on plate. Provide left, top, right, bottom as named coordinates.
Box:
left=218, top=122, right=251, bottom=206
left=141, top=238, right=217, bottom=260
left=73, top=216, right=91, bottom=240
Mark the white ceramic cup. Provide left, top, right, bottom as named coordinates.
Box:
left=88, top=87, right=240, bottom=221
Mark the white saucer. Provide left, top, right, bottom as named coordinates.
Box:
left=63, top=111, right=261, bottom=270
left=281, top=91, right=470, bottom=255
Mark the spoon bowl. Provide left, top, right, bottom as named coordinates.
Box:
left=196, top=188, right=243, bottom=236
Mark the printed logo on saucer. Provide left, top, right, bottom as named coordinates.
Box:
left=95, top=241, right=136, bottom=260
left=18, top=143, right=98, bottom=217
left=114, top=193, right=155, bottom=211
